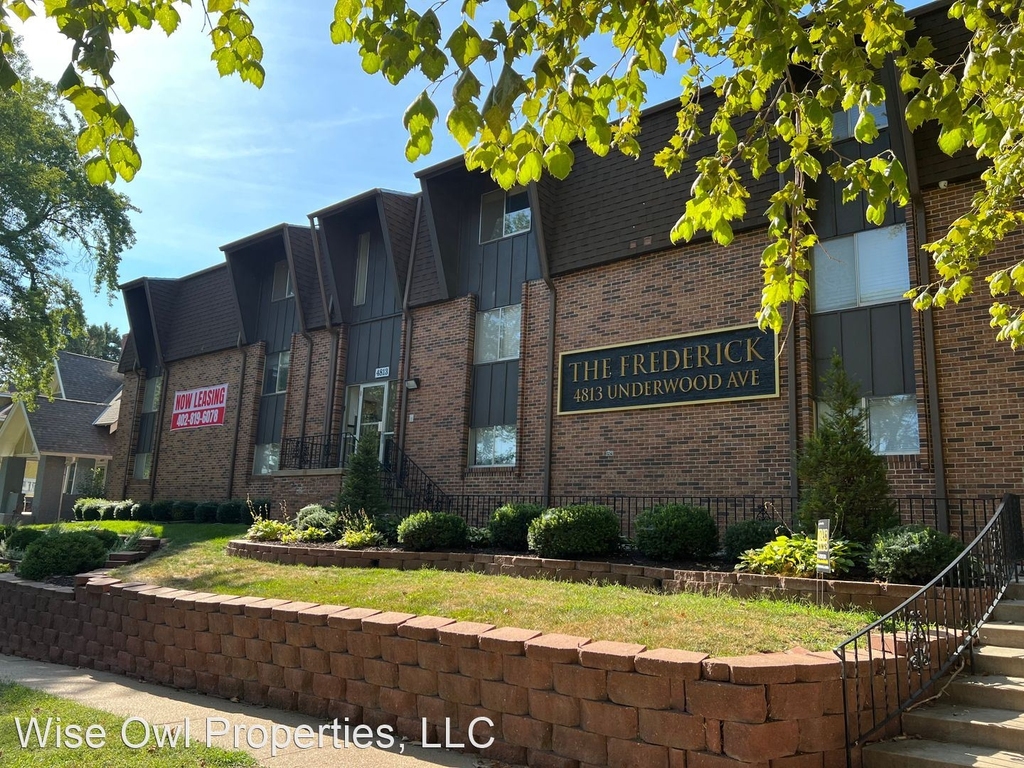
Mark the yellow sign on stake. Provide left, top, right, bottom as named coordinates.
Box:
left=816, top=519, right=831, bottom=574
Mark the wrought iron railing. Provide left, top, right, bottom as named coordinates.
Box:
left=833, top=493, right=1023, bottom=764
left=380, top=437, right=456, bottom=517
left=279, top=432, right=357, bottom=470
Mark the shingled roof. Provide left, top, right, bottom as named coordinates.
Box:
left=56, top=352, right=121, bottom=404
left=27, top=398, right=116, bottom=457
left=160, top=265, right=240, bottom=363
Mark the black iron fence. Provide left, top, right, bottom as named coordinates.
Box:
left=279, top=433, right=357, bottom=471
left=833, top=493, right=1023, bottom=764
left=380, top=438, right=455, bottom=518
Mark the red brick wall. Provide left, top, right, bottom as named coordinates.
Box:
left=927, top=180, right=1024, bottom=497
left=0, top=572, right=891, bottom=768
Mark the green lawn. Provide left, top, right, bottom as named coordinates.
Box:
left=111, top=524, right=874, bottom=656
left=0, top=682, right=255, bottom=767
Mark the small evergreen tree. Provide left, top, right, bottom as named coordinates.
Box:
left=337, top=431, right=388, bottom=522
left=798, top=354, right=896, bottom=544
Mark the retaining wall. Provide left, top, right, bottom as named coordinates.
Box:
left=227, top=540, right=928, bottom=616
left=0, top=571, right=908, bottom=768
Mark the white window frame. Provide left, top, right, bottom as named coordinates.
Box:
left=471, top=424, right=517, bottom=467
left=479, top=188, right=532, bottom=244
left=263, top=350, right=290, bottom=396
left=354, top=232, right=370, bottom=306
left=812, top=223, right=910, bottom=313
left=271, top=260, right=294, bottom=301
left=474, top=305, right=521, bottom=364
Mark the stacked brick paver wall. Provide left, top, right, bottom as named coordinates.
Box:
left=0, top=571, right=903, bottom=768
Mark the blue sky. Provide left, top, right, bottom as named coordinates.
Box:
left=16, top=1, right=931, bottom=336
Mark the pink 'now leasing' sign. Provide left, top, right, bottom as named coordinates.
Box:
left=170, top=384, right=228, bottom=431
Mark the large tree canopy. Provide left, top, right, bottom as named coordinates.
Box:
left=2, top=1, right=1022, bottom=345
left=0, top=57, right=135, bottom=402
left=64, top=321, right=122, bottom=362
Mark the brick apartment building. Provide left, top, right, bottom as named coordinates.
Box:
left=108, top=2, right=1024, bottom=517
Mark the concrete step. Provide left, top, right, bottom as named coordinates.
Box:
left=864, top=738, right=1024, bottom=768
left=902, top=703, right=1024, bottom=752
left=946, top=674, right=1024, bottom=710
left=974, top=645, right=1024, bottom=678
left=993, top=600, right=1024, bottom=623
left=1006, top=582, right=1024, bottom=600
left=979, top=622, right=1024, bottom=649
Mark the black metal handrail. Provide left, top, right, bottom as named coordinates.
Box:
left=279, top=433, right=357, bottom=470
left=380, top=437, right=456, bottom=516
left=833, top=492, right=1023, bottom=765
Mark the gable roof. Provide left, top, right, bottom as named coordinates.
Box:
left=56, top=352, right=122, bottom=404
left=160, top=265, right=240, bottom=362
left=27, top=399, right=116, bottom=457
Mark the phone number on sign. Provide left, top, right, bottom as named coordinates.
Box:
left=173, top=409, right=222, bottom=428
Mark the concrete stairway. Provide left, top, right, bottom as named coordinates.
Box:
left=865, top=580, right=1024, bottom=768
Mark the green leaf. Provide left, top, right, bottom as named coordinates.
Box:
left=55, top=64, right=82, bottom=93
left=446, top=105, right=481, bottom=149
left=154, top=4, right=180, bottom=35
left=76, top=125, right=103, bottom=155
left=207, top=0, right=235, bottom=12
left=853, top=110, right=878, bottom=143
left=937, top=125, right=967, bottom=155
left=85, top=156, right=115, bottom=185
left=239, top=61, right=265, bottom=87
left=543, top=142, right=574, bottom=179
left=516, top=150, right=543, bottom=185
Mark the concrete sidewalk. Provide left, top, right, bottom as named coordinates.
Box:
left=0, top=654, right=495, bottom=768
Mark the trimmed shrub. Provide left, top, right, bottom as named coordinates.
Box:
left=113, top=500, right=134, bottom=521
left=6, top=527, right=45, bottom=552
left=296, top=504, right=338, bottom=534
left=527, top=504, right=621, bottom=559
left=337, top=432, right=388, bottom=522
left=84, top=527, right=121, bottom=551
left=194, top=502, right=219, bottom=523
left=132, top=502, right=153, bottom=522
left=152, top=500, right=173, bottom=522
left=216, top=501, right=243, bottom=524
left=635, top=504, right=718, bottom=561
left=868, top=525, right=965, bottom=585
left=18, top=532, right=108, bottom=582
left=488, top=503, right=544, bottom=551
left=101, top=502, right=118, bottom=520
left=397, top=511, right=469, bottom=552
left=72, top=497, right=107, bottom=521
left=171, top=501, right=197, bottom=522
left=82, top=502, right=102, bottom=521
left=724, top=519, right=783, bottom=562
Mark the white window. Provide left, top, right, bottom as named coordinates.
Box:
left=472, top=425, right=516, bottom=467
left=480, top=188, right=532, bottom=243
left=812, top=224, right=909, bottom=312
left=354, top=232, right=369, bottom=306
left=133, top=453, right=152, bottom=481
left=832, top=102, right=888, bottom=141
left=263, top=351, right=290, bottom=395
left=271, top=260, right=294, bottom=301
left=816, top=395, right=920, bottom=455
left=475, top=305, right=521, bottom=363
left=254, top=443, right=280, bottom=475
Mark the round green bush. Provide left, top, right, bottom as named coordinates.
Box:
left=113, top=501, right=133, bottom=521
left=868, top=525, right=965, bottom=585
left=397, top=511, right=469, bottom=551
left=132, top=502, right=153, bottom=522
left=488, top=503, right=544, bottom=551
left=527, top=504, right=621, bottom=559
left=296, top=504, right=338, bottom=533
left=724, top=519, right=782, bottom=562
left=101, top=502, right=117, bottom=520
left=82, top=502, right=102, bottom=521
left=18, top=532, right=108, bottom=582
left=634, top=504, right=719, bottom=561
left=216, top=501, right=243, bottom=524
left=194, top=501, right=219, bottom=523
left=84, top=528, right=121, bottom=551
left=151, top=500, right=173, bottom=522
left=6, top=527, right=46, bottom=552
left=171, top=501, right=197, bottom=522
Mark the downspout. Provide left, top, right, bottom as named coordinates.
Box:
left=787, top=308, right=799, bottom=497
left=282, top=228, right=313, bottom=445
left=226, top=333, right=246, bottom=500
left=309, top=214, right=342, bottom=445
left=121, top=358, right=140, bottom=501
left=895, top=81, right=948, bottom=529
left=528, top=183, right=556, bottom=509
left=398, top=198, right=423, bottom=452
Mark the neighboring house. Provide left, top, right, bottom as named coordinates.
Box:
left=110, top=1, right=1021, bottom=514
left=0, top=352, right=122, bottom=522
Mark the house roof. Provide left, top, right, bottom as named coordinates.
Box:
left=160, top=265, right=240, bottom=362
left=55, top=352, right=122, bottom=404
left=29, top=399, right=115, bottom=456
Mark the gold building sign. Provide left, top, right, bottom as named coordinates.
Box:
left=557, top=324, right=779, bottom=415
